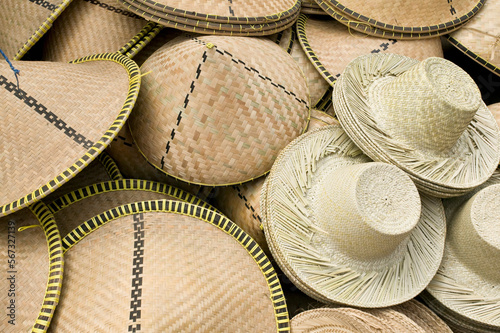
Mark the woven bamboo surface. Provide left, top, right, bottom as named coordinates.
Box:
left=0, top=202, right=63, bottom=333
left=51, top=200, right=288, bottom=332
left=118, top=0, right=299, bottom=24
left=307, top=109, right=339, bottom=131
left=129, top=35, right=309, bottom=185
left=0, top=0, right=71, bottom=59
left=318, top=0, right=483, bottom=32
left=425, top=183, right=500, bottom=331
left=333, top=54, right=500, bottom=197
left=392, top=299, right=453, bottom=333
left=297, top=14, right=444, bottom=86
left=42, top=0, right=146, bottom=62
left=268, top=25, right=331, bottom=106
left=301, top=0, right=321, bottom=9
left=124, top=27, right=183, bottom=66
left=449, top=0, right=500, bottom=77
left=0, top=53, right=139, bottom=216
left=300, top=7, right=327, bottom=15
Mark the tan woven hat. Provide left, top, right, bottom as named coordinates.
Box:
left=50, top=200, right=289, bottom=332
left=422, top=180, right=500, bottom=332
left=0, top=53, right=140, bottom=216
left=0, top=202, right=63, bottom=332
left=448, top=0, right=500, bottom=77
left=129, top=34, right=310, bottom=186
left=318, top=0, right=484, bottom=33
left=261, top=125, right=446, bottom=307
left=297, top=14, right=444, bottom=87
left=391, top=299, right=453, bottom=333
left=41, top=0, right=152, bottom=62
left=489, top=103, right=500, bottom=130
left=333, top=53, right=500, bottom=197
left=46, top=179, right=216, bottom=238
left=0, top=0, right=72, bottom=60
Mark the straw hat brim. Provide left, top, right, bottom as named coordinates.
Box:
left=448, top=36, right=500, bottom=77
left=317, top=0, right=484, bottom=32
left=333, top=53, right=500, bottom=195
left=0, top=53, right=140, bottom=216
left=0, top=202, right=63, bottom=332
left=314, top=1, right=468, bottom=40
left=296, top=14, right=444, bottom=87
left=261, top=125, right=446, bottom=307
left=119, top=0, right=300, bottom=24
left=51, top=200, right=289, bottom=332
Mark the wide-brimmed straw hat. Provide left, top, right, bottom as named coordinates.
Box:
left=316, top=0, right=484, bottom=33
left=334, top=53, right=500, bottom=197
left=450, top=0, right=500, bottom=77
left=422, top=177, right=500, bottom=332
left=129, top=34, right=310, bottom=186
left=42, top=0, right=153, bottom=62
left=0, top=202, right=63, bottom=332
left=297, top=14, right=444, bottom=87
left=115, top=0, right=300, bottom=36
left=46, top=179, right=216, bottom=238
left=0, top=0, right=72, bottom=59
left=261, top=125, right=446, bottom=307
left=0, top=53, right=140, bottom=216
left=50, top=200, right=289, bottom=332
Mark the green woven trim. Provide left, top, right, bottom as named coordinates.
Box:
left=0, top=52, right=140, bottom=216
left=29, top=202, right=64, bottom=333
left=62, top=199, right=290, bottom=332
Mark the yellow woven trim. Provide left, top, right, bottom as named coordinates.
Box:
left=0, top=53, right=140, bottom=217
left=28, top=202, right=64, bottom=333
left=61, top=199, right=290, bottom=332
left=118, top=21, right=156, bottom=55
left=14, top=0, right=74, bottom=60
left=97, top=151, right=123, bottom=180
left=123, top=23, right=164, bottom=59
left=448, top=36, right=500, bottom=76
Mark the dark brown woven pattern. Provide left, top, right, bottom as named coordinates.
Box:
left=51, top=210, right=279, bottom=331
left=43, top=0, right=146, bottom=62
left=129, top=35, right=310, bottom=185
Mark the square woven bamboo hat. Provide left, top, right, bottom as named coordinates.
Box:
left=333, top=53, right=500, bottom=197
left=0, top=53, right=140, bottom=216
left=261, top=125, right=446, bottom=308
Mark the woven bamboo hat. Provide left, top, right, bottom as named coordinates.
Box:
left=0, top=0, right=72, bottom=60
left=115, top=0, right=299, bottom=36
left=50, top=200, right=289, bottom=332
left=129, top=35, right=310, bottom=186
left=422, top=180, right=500, bottom=332
left=42, top=0, right=151, bottom=62
left=261, top=125, right=446, bottom=307
left=47, top=179, right=215, bottom=238
left=317, top=0, right=484, bottom=34
left=297, top=14, right=444, bottom=87
left=333, top=53, right=500, bottom=197
left=268, top=25, right=331, bottom=111
left=0, top=53, right=140, bottom=216
left=0, top=202, right=63, bottom=332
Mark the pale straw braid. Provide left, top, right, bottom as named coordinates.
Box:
left=262, top=125, right=446, bottom=307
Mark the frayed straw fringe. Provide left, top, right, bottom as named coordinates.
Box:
left=428, top=273, right=500, bottom=324
left=265, top=126, right=445, bottom=306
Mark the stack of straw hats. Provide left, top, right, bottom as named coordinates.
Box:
left=113, top=0, right=301, bottom=36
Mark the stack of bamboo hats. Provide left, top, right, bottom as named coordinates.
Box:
left=114, top=0, right=301, bottom=36
left=314, top=0, right=485, bottom=39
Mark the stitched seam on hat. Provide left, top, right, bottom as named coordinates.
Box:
left=0, top=75, right=94, bottom=149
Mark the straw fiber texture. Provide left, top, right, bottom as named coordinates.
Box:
left=106, top=122, right=217, bottom=201
left=449, top=0, right=500, bottom=77
left=313, top=0, right=468, bottom=40
left=307, top=109, right=339, bottom=131
left=333, top=53, right=500, bottom=197
left=51, top=200, right=288, bottom=332
left=118, top=0, right=299, bottom=24
left=129, top=35, right=310, bottom=185
left=425, top=183, right=500, bottom=331
left=489, top=103, right=500, bottom=132
left=42, top=0, right=147, bottom=62
left=317, top=0, right=484, bottom=32
left=261, top=125, right=446, bottom=307
left=0, top=0, right=71, bottom=59
left=0, top=202, right=63, bottom=332
left=47, top=179, right=215, bottom=238
left=268, top=25, right=331, bottom=107
left=392, top=299, right=453, bottom=333
left=297, top=14, right=444, bottom=87
left=0, top=53, right=140, bottom=216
